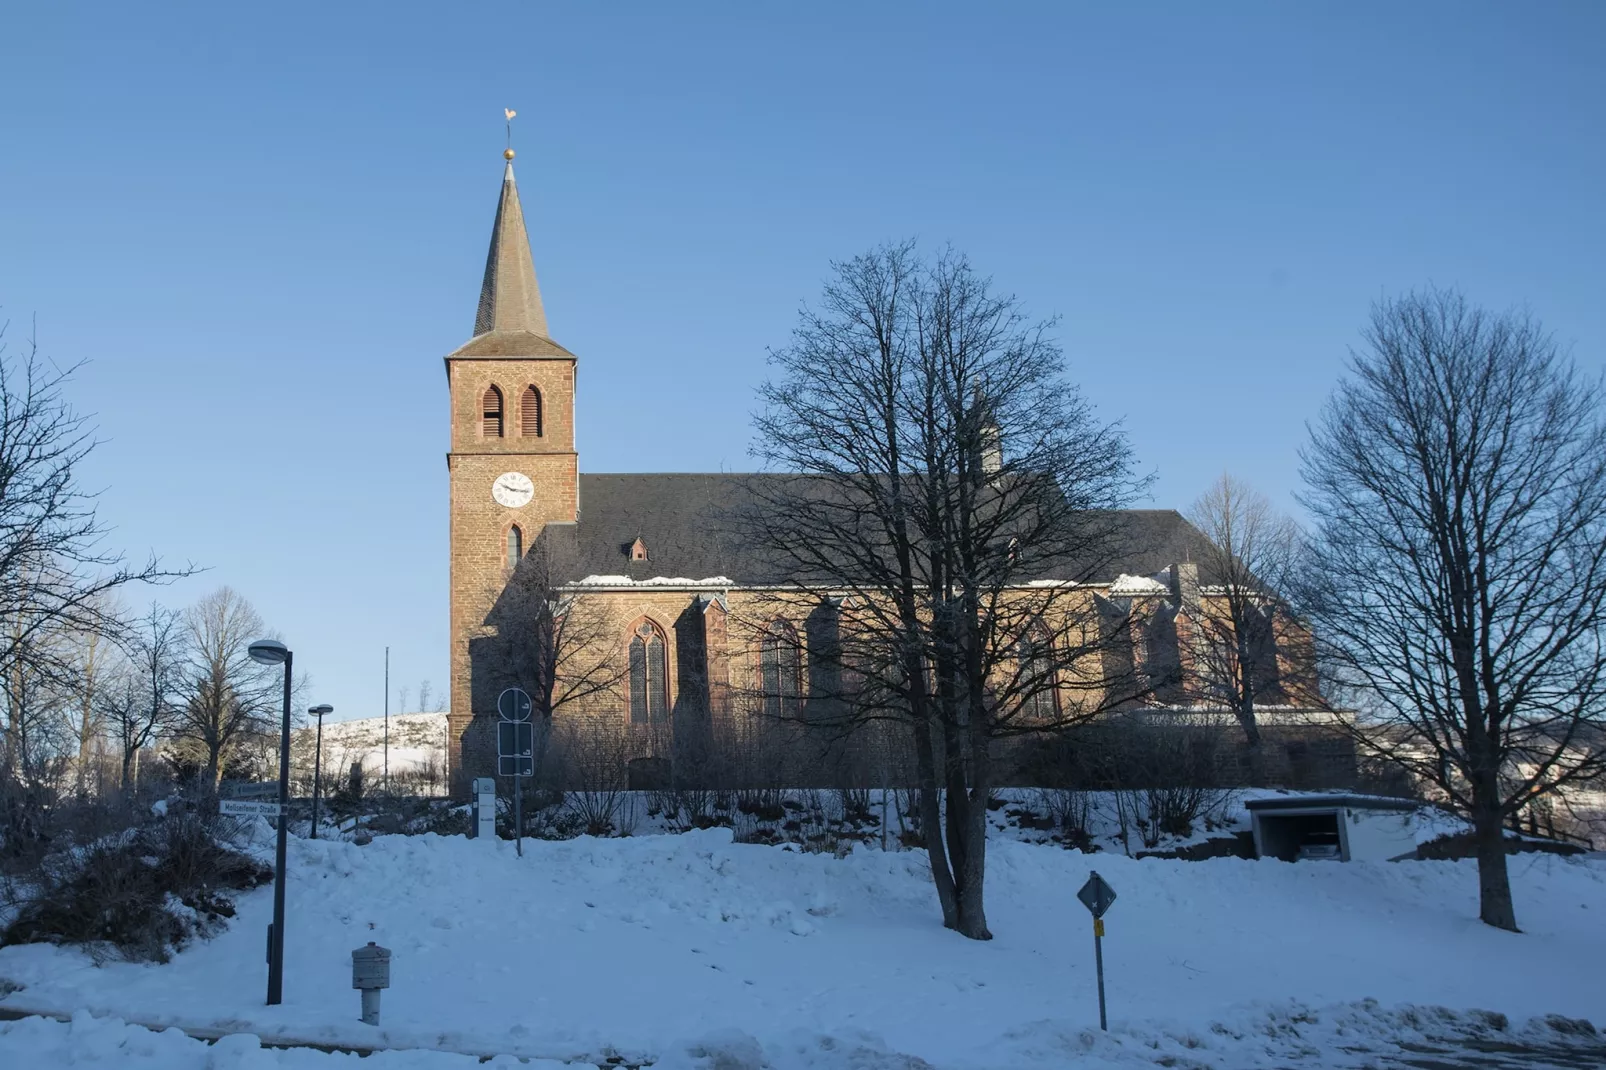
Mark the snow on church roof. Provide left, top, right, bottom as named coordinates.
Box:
left=574, top=575, right=735, bottom=588
left=1109, top=573, right=1171, bottom=596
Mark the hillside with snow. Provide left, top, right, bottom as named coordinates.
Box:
left=2, top=819, right=1602, bottom=1069
left=293, top=713, right=448, bottom=791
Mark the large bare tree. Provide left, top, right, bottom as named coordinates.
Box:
left=1300, top=288, right=1606, bottom=931
left=101, top=602, right=186, bottom=791
left=59, top=621, right=111, bottom=794
left=747, top=243, right=1148, bottom=939
left=1184, top=473, right=1303, bottom=749
left=172, top=588, right=281, bottom=787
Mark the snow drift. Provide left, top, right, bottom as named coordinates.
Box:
left=1, top=826, right=1602, bottom=1068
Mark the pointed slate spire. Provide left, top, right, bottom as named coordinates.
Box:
left=449, top=152, right=573, bottom=359
left=473, top=157, right=549, bottom=338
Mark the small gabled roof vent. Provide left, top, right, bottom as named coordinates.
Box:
left=628, top=536, right=649, bottom=562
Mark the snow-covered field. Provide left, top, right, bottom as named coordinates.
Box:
left=2, top=817, right=1603, bottom=1068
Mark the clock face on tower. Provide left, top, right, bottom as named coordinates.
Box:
left=491, top=471, right=534, bottom=508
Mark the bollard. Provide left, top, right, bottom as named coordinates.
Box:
left=471, top=777, right=496, bottom=840
left=351, top=941, right=391, bottom=1026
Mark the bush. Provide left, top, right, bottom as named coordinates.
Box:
left=1, top=812, right=271, bottom=962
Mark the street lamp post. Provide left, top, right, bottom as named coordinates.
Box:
left=308, top=704, right=333, bottom=840
left=249, top=638, right=292, bottom=1007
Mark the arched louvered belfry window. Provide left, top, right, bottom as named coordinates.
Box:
left=481, top=385, right=504, bottom=437
left=629, top=620, right=669, bottom=724
left=520, top=385, right=543, bottom=437
left=506, top=524, right=522, bottom=569
left=760, top=620, right=802, bottom=719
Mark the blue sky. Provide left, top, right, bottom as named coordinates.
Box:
left=2, top=3, right=1602, bottom=723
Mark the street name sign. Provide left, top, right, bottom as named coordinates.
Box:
left=220, top=799, right=286, bottom=817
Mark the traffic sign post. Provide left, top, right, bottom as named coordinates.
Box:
left=497, top=721, right=534, bottom=776
left=1076, top=871, right=1117, bottom=1030
left=497, top=688, right=534, bottom=857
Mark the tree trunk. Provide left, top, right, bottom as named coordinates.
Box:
left=912, top=716, right=959, bottom=930
left=946, top=764, right=992, bottom=940
left=1473, top=807, right=1518, bottom=931
left=1234, top=629, right=1262, bottom=749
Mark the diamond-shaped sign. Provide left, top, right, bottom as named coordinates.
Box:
left=1077, top=871, right=1117, bottom=918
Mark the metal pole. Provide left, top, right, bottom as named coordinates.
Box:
left=383, top=647, right=389, bottom=793
left=311, top=710, right=324, bottom=839
left=268, top=652, right=292, bottom=1005
left=880, top=760, right=889, bottom=852
left=1093, top=918, right=1107, bottom=1031
left=514, top=769, right=522, bottom=857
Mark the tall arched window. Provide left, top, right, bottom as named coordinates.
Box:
left=506, top=524, right=522, bottom=569
left=760, top=620, right=802, bottom=719
left=1019, top=628, right=1059, bottom=720
left=520, top=385, right=543, bottom=437
left=481, top=385, right=504, bottom=437
left=629, top=620, right=669, bottom=723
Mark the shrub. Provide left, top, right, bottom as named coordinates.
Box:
left=1, top=812, right=271, bottom=963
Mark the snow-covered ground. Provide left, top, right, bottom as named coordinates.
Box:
left=2, top=816, right=1603, bottom=1068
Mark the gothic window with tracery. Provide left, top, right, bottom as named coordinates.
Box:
left=1019, top=628, right=1059, bottom=720
left=629, top=620, right=669, bottom=723
left=759, top=620, right=802, bottom=719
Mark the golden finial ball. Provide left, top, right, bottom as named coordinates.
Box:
left=504, top=148, right=516, bottom=160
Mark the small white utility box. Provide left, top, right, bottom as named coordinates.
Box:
left=471, top=777, right=496, bottom=840
left=351, top=942, right=391, bottom=1026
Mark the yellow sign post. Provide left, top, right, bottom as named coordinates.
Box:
left=1077, top=871, right=1117, bottom=1030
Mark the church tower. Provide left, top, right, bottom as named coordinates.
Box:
left=446, top=151, right=578, bottom=787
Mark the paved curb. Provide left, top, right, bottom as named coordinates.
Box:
left=0, top=1004, right=644, bottom=1067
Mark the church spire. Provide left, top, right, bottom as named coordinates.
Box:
left=471, top=151, right=550, bottom=340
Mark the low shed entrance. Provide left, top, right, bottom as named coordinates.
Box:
left=1246, top=794, right=1419, bottom=862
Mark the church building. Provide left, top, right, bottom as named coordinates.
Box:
left=444, top=153, right=1345, bottom=794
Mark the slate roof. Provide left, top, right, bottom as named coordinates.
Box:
left=447, top=160, right=572, bottom=361
left=553, top=473, right=1220, bottom=588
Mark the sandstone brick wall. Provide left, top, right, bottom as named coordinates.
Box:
left=447, top=355, right=577, bottom=790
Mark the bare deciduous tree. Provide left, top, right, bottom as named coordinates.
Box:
left=102, top=602, right=186, bottom=791
left=746, top=243, right=1149, bottom=939
left=59, top=622, right=110, bottom=794
left=1185, top=473, right=1303, bottom=749
left=172, top=588, right=280, bottom=787
left=1300, top=288, right=1606, bottom=931
left=471, top=530, right=629, bottom=782
left=1, top=620, right=66, bottom=783
left=0, top=323, right=193, bottom=783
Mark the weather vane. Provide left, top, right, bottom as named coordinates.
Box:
left=504, top=108, right=516, bottom=160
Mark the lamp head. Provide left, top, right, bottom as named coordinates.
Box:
left=309, top=703, right=333, bottom=716
left=248, top=639, right=290, bottom=666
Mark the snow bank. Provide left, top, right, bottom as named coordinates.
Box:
left=2, top=829, right=1602, bottom=1068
